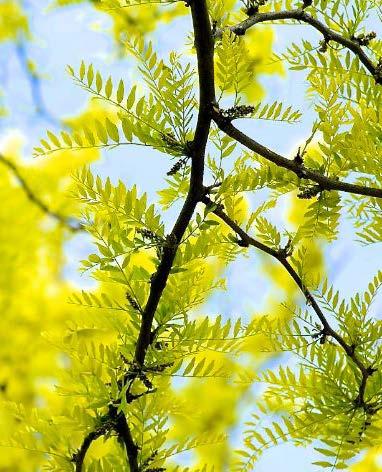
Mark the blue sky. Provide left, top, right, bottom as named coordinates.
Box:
left=0, top=1, right=381, bottom=470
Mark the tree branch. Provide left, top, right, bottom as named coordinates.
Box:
left=73, top=427, right=106, bottom=472
left=134, top=0, right=216, bottom=367
left=202, top=195, right=375, bottom=407
left=211, top=110, right=382, bottom=199
left=111, top=406, right=139, bottom=472
left=0, top=153, right=82, bottom=231
left=218, top=8, right=380, bottom=83
left=73, top=406, right=139, bottom=472
left=71, top=2, right=216, bottom=468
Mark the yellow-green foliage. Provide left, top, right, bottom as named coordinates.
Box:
left=1, top=0, right=382, bottom=471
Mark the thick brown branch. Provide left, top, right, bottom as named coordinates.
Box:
left=0, top=153, right=82, bottom=231
left=203, top=195, right=374, bottom=405
left=111, top=406, right=139, bottom=472
left=75, top=2, right=216, bottom=468
left=221, top=9, right=378, bottom=81
left=134, top=0, right=215, bottom=365
left=212, top=111, right=382, bottom=199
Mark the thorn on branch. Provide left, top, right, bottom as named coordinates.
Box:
left=203, top=182, right=222, bottom=196
left=302, top=0, right=313, bottom=8
left=278, top=238, right=293, bottom=258
left=293, top=147, right=304, bottom=165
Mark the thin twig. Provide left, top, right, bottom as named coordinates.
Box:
left=0, top=153, right=82, bottom=231
left=211, top=111, right=382, bottom=199
left=217, top=9, right=380, bottom=83
left=202, top=195, right=375, bottom=407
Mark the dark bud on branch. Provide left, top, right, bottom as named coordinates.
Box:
left=312, top=327, right=330, bottom=344
left=366, top=366, right=378, bottom=376
left=164, top=233, right=178, bottom=249
left=318, top=39, right=329, bottom=53
left=375, top=58, right=382, bottom=85
left=351, top=32, right=376, bottom=47
left=278, top=238, right=293, bottom=258
left=246, top=5, right=258, bottom=15
left=237, top=238, right=249, bottom=248
left=244, top=0, right=267, bottom=16
left=211, top=20, right=218, bottom=36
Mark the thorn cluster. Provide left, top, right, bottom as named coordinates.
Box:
left=167, top=156, right=188, bottom=176
left=297, top=184, right=322, bottom=199
left=161, top=132, right=184, bottom=154
left=136, top=228, right=163, bottom=244
left=126, top=292, right=141, bottom=312
left=220, top=105, right=255, bottom=120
